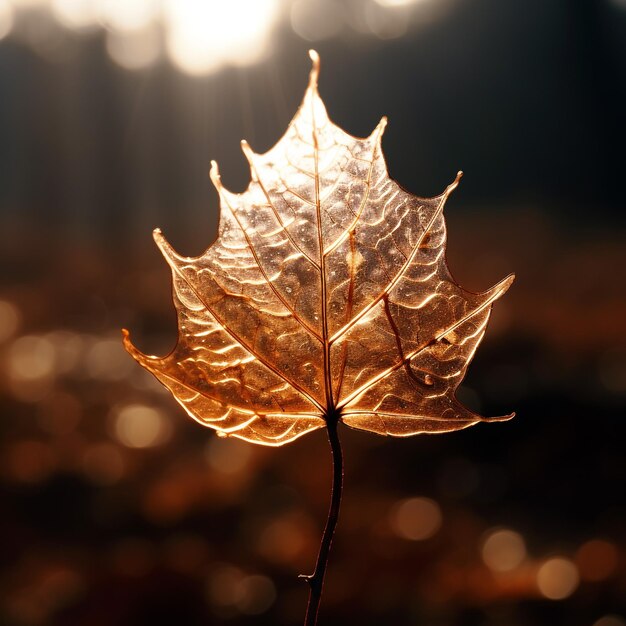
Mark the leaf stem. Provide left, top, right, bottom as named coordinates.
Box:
left=302, top=414, right=344, bottom=626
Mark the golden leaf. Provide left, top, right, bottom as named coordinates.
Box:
left=123, top=51, right=514, bottom=447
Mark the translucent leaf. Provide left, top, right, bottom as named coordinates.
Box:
left=124, top=51, right=514, bottom=446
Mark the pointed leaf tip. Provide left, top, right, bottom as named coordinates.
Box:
left=241, top=139, right=253, bottom=159
left=490, top=411, right=516, bottom=422
left=497, top=273, right=516, bottom=296
left=121, top=327, right=137, bottom=355
left=371, top=116, right=388, bottom=142
left=209, top=160, right=221, bottom=189
left=152, top=228, right=184, bottom=264
left=441, top=171, right=464, bottom=199
left=308, top=49, right=320, bottom=90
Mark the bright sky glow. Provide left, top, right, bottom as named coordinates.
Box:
left=290, top=0, right=344, bottom=41
left=164, top=0, right=280, bottom=75
left=99, top=0, right=157, bottom=32
left=3, top=0, right=452, bottom=75
left=0, top=0, right=14, bottom=41
left=51, top=0, right=99, bottom=30
left=9, top=0, right=50, bottom=7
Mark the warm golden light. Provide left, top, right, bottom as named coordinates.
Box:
left=391, top=497, right=442, bottom=541
left=6, top=335, right=57, bottom=400
left=536, top=557, right=579, bottom=600
left=481, top=528, right=527, bottom=572
left=3, top=0, right=460, bottom=75
left=6, top=0, right=278, bottom=74
left=113, top=404, right=171, bottom=448
left=7, top=335, right=55, bottom=381
left=163, top=0, right=279, bottom=75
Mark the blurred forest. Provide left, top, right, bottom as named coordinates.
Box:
left=0, top=1, right=625, bottom=625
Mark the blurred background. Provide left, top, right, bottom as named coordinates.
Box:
left=1, top=0, right=625, bottom=625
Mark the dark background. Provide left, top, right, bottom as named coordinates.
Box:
left=1, top=1, right=625, bottom=625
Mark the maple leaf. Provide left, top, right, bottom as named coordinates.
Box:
left=123, top=51, right=514, bottom=446
left=123, top=50, right=514, bottom=626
